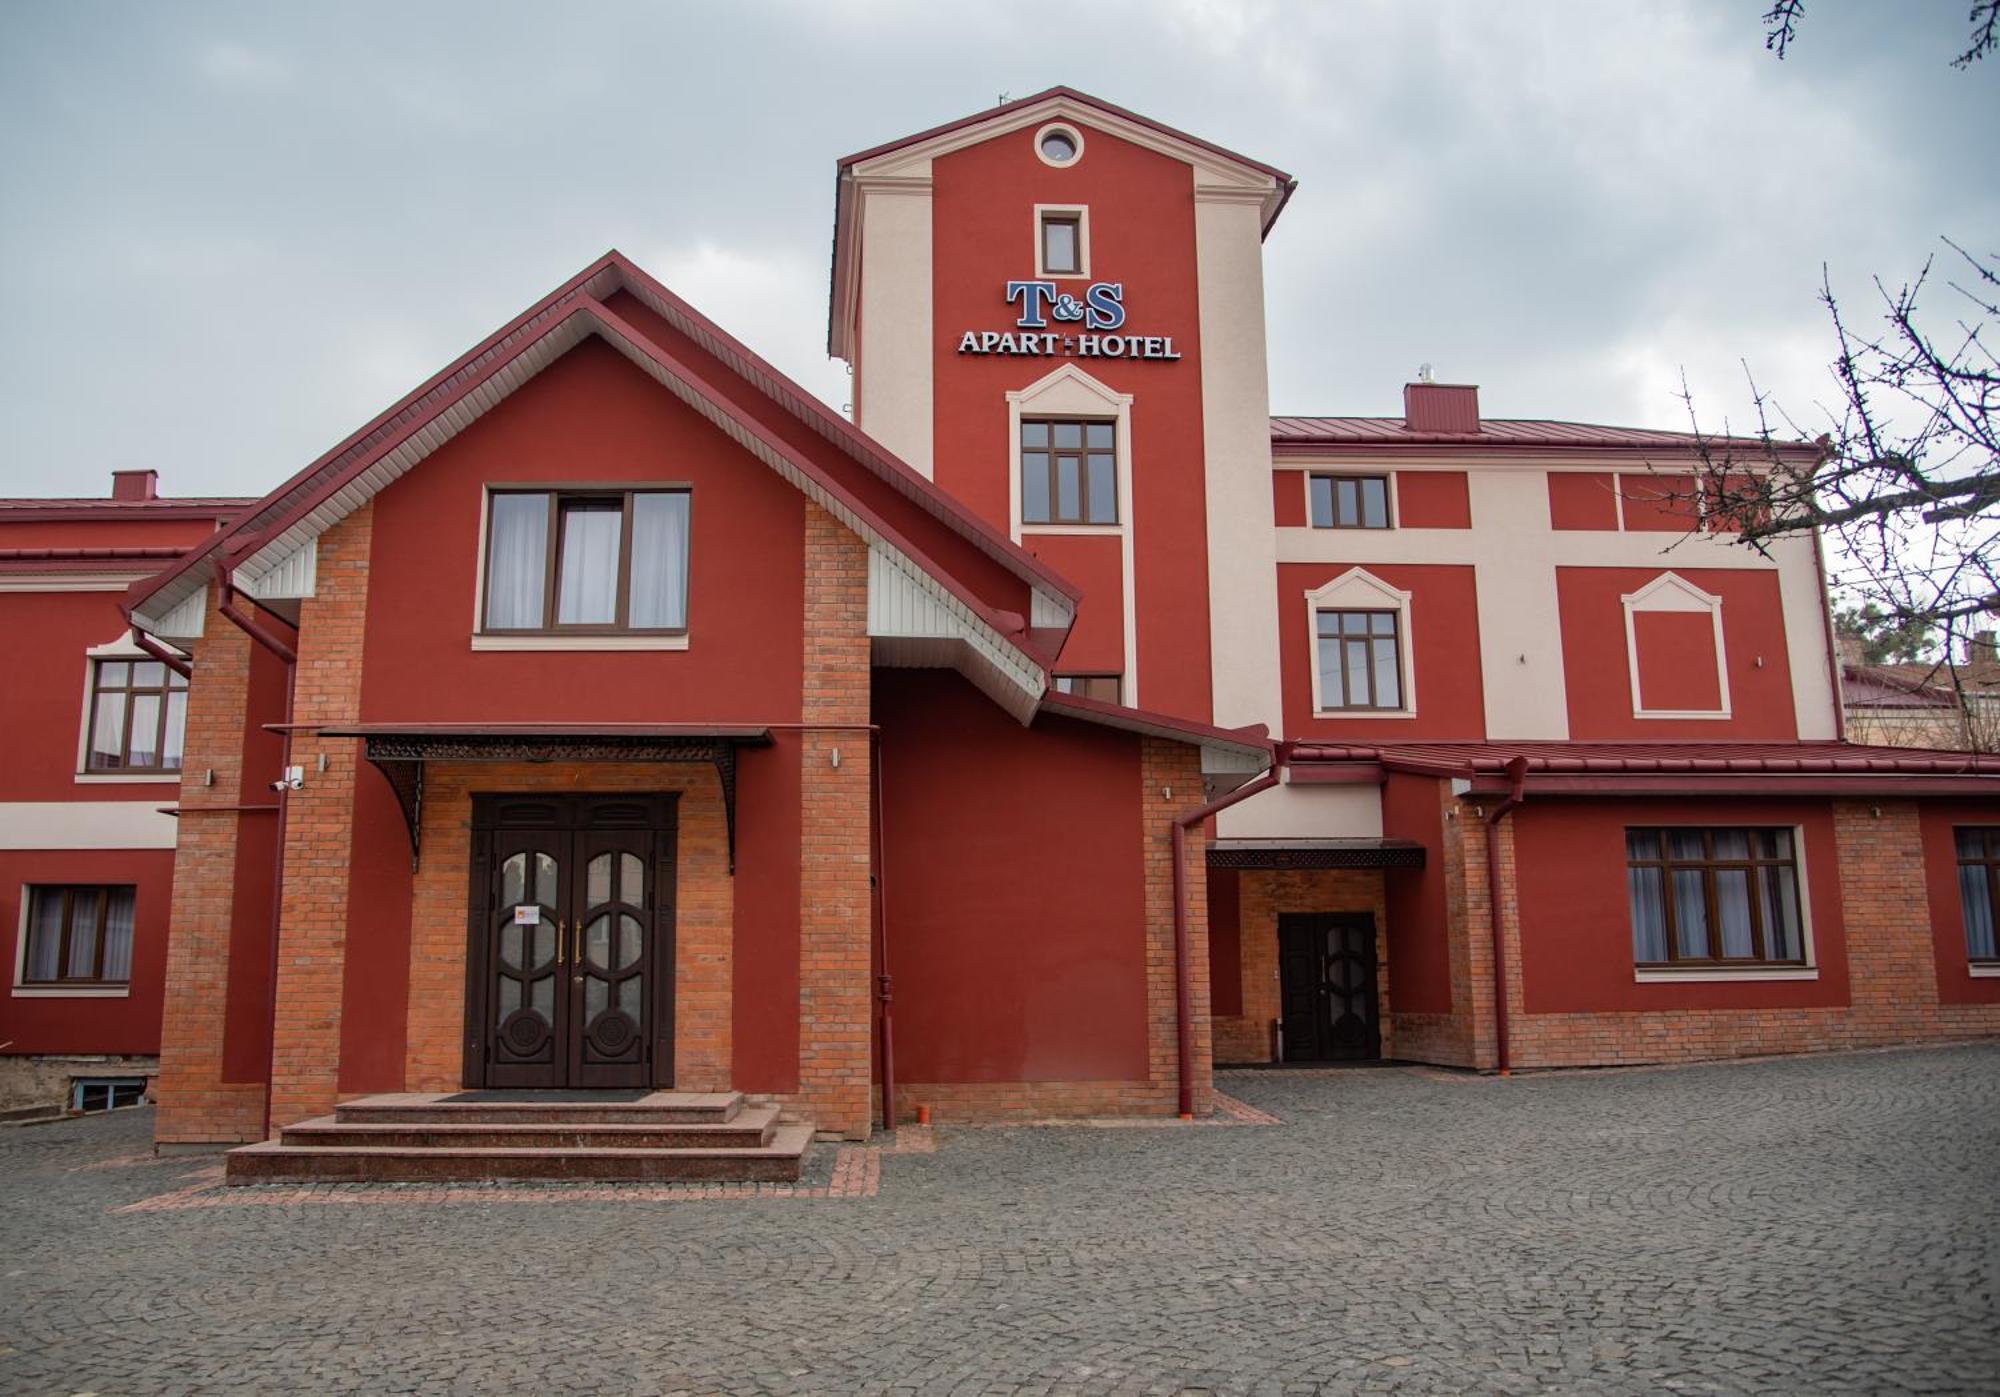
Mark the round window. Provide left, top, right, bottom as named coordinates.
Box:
left=1036, top=125, right=1081, bottom=166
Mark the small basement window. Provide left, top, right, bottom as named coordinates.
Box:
left=71, top=1078, right=147, bottom=1113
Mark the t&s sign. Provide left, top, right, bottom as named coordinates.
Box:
left=955, top=280, right=1182, bottom=361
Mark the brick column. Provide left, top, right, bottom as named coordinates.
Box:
left=155, top=592, right=269, bottom=1144
left=1833, top=800, right=1941, bottom=1045
left=1141, top=739, right=1214, bottom=1117
left=797, top=503, right=873, bottom=1139
left=267, top=506, right=373, bottom=1128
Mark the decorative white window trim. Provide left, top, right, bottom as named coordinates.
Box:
left=1007, top=364, right=1137, bottom=706
left=468, top=634, right=691, bottom=653
left=1033, top=203, right=1090, bottom=280
left=74, top=631, right=188, bottom=784
left=1622, top=571, right=1731, bottom=719
left=1634, top=968, right=1819, bottom=983
left=1304, top=567, right=1417, bottom=718
left=1969, top=963, right=2000, bottom=979
left=1033, top=121, right=1084, bottom=168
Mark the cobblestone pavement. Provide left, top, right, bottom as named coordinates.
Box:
left=2, top=1043, right=1996, bottom=1395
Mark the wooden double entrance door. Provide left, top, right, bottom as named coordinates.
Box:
left=466, top=794, right=677, bottom=1089
left=1278, top=912, right=1382, bottom=1063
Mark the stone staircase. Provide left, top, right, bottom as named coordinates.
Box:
left=224, top=1091, right=811, bottom=1185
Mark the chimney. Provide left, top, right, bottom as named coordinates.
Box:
left=111, top=469, right=159, bottom=502
left=1836, top=632, right=1867, bottom=666
left=1968, top=629, right=1998, bottom=666
left=1403, top=379, right=1480, bottom=435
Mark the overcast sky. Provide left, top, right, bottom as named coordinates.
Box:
left=0, top=1, right=1993, bottom=500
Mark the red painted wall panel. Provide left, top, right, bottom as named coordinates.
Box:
left=1512, top=798, right=1849, bottom=1013
left=1921, top=801, right=2000, bottom=1005
left=731, top=735, right=802, bottom=1093
left=1547, top=472, right=1619, bottom=531
left=357, top=338, right=807, bottom=726
left=1025, top=533, right=1124, bottom=675
left=336, top=770, right=413, bottom=1092
left=1632, top=611, right=1723, bottom=712
left=221, top=636, right=289, bottom=1082
left=1397, top=472, right=1471, bottom=529
left=1271, top=471, right=1306, bottom=528
left=0, top=849, right=174, bottom=1055
left=1556, top=567, right=1796, bottom=739
left=0, top=591, right=171, bottom=803
left=1206, top=865, right=1242, bottom=1017
left=1278, top=562, right=1485, bottom=740
left=929, top=120, right=1213, bottom=718
left=875, top=669, right=1149, bottom=1083
left=1381, top=773, right=1452, bottom=1014
left=0, top=518, right=218, bottom=551
left=1618, top=473, right=1700, bottom=533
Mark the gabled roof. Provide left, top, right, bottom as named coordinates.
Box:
left=127, top=253, right=1082, bottom=715
left=1270, top=416, right=1823, bottom=459
left=829, top=86, right=1295, bottom=360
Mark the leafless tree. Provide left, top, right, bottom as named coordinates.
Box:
left=1763, top=1, right=2000, bottom=68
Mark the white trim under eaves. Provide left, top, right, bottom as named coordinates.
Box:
left=236, top=537, right=317, bottom=601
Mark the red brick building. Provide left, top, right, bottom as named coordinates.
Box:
left=7, top=88, right=1996, bottom=1147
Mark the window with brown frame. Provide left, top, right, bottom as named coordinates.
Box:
left=1308, top=475, right=1392, bottom=529
left=21, top=886, right=136, bottom=986
left=482, top=488, right=690, bottom=634
left=1053, top=674, right=1121, bottom=703
left=1039, top=212, right=1082, bottom=276
left=85, top=659, right=188, bottom=772
left=1957, top=827, right=1999, bottom=963
left=1021, top=420, right=1117, bottom=526
left=1314, top=609, right=1403, bottom=710
left=1626, top=828, right=1806, bottom=968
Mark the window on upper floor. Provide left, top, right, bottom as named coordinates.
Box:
left=86, top=659, right=188, bottom=773
left=1039, top=211, right=1083, bottom=277
left=482, top=488, right=690, bottom=634
left=1957, top=827, right=1999, bottom=963
left=1313, top=609, right=1403, bottom=711
left=1626, top=828, right=1806, bottom=969
left=1308, top=474, right=1392, bottom=529
left=1021, top=420, right=1117, bottom=526
left=20, top=885, right=135, bottom=987
left=1053, top=674, right=1121, bottom=703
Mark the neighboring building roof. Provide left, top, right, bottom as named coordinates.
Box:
left=1286, top=739, right=2000, bottom=795
left=1269, top=416, right=1818, bottom=457
left=1844, top=660, right=2000, bottom=704
left=0, top=497, right=250, bottom=523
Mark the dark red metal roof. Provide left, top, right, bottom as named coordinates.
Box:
left=1290, top=739, right=2000, bottom=776
left=0, top=497, right=250, bottom=523
left=1269, top=416, right=1816, bottom=456
left=1040, top=690, right=1273, bottom=761
left=0, top=546, right=190, bottom=564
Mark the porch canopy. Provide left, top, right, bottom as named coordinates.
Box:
left=292, top=723, right=775, bottom=868
left=1207, top=838, right=1425, bottom=871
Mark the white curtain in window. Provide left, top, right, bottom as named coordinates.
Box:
left=485, top=494, right=549, bottom=629
left=102, top=888, right=135, bottom=982
left=25, top=891, right=62, bottom=981
left=557, top=503, right=622, bottom=625
left=1963, top=865, right=1997, bottom=960
left=1714, top=869, right=1755, bottom=957
left=1628, top=867, right=1668, bottom=962
left=628, top=493, right=689, bottom=630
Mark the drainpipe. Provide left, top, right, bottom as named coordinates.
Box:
left=120, top=606, right=192, bottom=680
left=870, top=728, right=896, bottom=1136
left=1481, top=755, right=1530, bottom=1076
left=215, top=564, right=298, bottom=1138
left=1171, top=752, right=1284, bottom=1118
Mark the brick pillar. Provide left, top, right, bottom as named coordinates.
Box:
left=1833, top=800, right=1941, bottom=1045
left=797, top=503, right=873, bottom=1139
left=1452, top=793, right=1509, bottom=1071
left=155, top=592, right=269, bottom=1144
left=267, top=506, right=373, bottom=1128
left=1141, top=739, right=1214, bottom=1117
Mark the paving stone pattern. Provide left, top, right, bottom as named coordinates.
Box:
left=2, top=1044, right=1996, bottom=1394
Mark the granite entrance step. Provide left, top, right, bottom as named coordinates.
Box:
left=223, top=1091, right=810, bottom=1185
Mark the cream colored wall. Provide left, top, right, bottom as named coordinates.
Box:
left=853, top=180, right=935, bottom=477
left=1217, top=781, right=1384, bottom=840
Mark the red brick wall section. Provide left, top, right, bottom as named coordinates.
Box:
left=403, top=762, right=733, bottom=1094
left=1213, top=868, right=1391, bottom=1064
left=154, top=592, right=270, bottom=1143
left=796, top=503, right=874, bottom=1139
left=266, top=507, right=373, bottom=1129
left=1399, top=796, right=2000, bottom=1073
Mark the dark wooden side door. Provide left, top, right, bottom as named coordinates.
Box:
left=467, top=794, right=677, bottom=1089
left=1278, top=912, right=1382, bottom=1063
